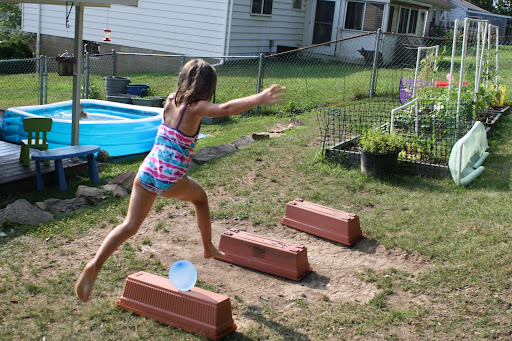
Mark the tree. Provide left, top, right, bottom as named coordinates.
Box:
left=0, top=2, right=34, bottom=42
left=494, top=0, right=512, bottom=16
left=466, top=0, right=512, bottom=16
left=466, top=0, right=496, bottom=12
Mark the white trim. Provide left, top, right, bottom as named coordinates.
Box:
left=3, top=0, right=138, bottom=6
left=467, top=9, right=512, bottom=19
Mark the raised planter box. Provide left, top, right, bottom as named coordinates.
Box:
left=117, top=271, right=237, bottom=340
left=281, top=198, right=364, bottom=246
left=481, top=105, right=509, bottom=133
left=215, top=228, right=312, bottom=281
left=491, top=105, right=510, bottom=114
left=325, top=136, right=451, bottom=179
left=106, top=94, right=132, bottom=104
left=131, top=96, right=164, bottom=107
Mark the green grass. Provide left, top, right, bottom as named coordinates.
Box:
left=1, top=105, right=511, bottom=339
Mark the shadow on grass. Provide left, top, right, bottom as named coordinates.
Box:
left=226, top=305, right=311, bottom=341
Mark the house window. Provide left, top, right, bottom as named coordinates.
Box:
left=344, top=2, right=384, bottom=31
left=252, top=0, right=273, bottom=15
left=388, top=4, right=427, bottom=35
left=293, top=0, right=302, bottom=10
left=313, top=0, right=335, bottom=44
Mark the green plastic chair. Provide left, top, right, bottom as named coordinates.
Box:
left=19, top=117, right=53, bottom=167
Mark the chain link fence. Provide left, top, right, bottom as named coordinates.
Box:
left=2, top=31, right=510, bottom=109
left=1, top=29, right=511, bottom=175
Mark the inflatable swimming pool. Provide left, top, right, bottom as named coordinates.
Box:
left=1, top=99, right=164, bottom=157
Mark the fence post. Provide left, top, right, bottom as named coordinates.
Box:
left=369, top=29, right=381, bottom=98
left=112, top=49, right=117, bottom=76
left=39, top=55, right=44, bottom=105
left=44, top=55, right=48, bottom=104
left=84, top=51, right=90, bottom=98
left=256, top=53, right=265, bottom=114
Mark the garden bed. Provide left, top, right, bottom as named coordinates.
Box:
left=325, top=136, right=451, bottom=178
left=324, top=105, right=509, bottom=178
left=478, top=105, right=509, bottom=132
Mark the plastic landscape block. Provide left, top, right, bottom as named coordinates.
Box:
left=117, top=271, right=236, bottom=340
left=215, top=228, right=312, bottom=281
left=281, top=198, right=364, bottom=246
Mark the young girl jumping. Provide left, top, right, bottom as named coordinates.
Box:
left=75, top=59, right=286, bottom=302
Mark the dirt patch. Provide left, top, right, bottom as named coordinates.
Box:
left=33, top=193, right=431, bottom=334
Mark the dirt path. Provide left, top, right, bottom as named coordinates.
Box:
left=54, top=199, right=431, bottom=334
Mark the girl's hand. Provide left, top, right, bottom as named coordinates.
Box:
left=260, top=84, right=286, bottom=105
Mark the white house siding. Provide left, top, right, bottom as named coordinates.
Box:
left=22, top=0, right=229, bottom=57
left=228, top=0, right=307, bottom=55
left=448, top=6, right=468, bottom=22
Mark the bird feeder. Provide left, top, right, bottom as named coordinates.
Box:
left=103, top=28, right=111, bottom=42
left=56, top=51, right=76, bottom=76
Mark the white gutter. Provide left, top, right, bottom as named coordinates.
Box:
left=222, top=0, right=233, bottom=57
left=36, top=4, right=41, bottom=56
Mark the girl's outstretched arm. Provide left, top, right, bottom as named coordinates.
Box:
left=195, top=84, right=286, bottom=118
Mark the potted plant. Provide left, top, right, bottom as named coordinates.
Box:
left=359, top=129, right=405, bottom=176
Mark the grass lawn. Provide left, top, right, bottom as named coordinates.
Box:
left=1, top=105, right=511, bottom=339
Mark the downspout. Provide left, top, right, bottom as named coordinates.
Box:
left=423, top=9, right=429, bottom=36
left=36, top=4, right=41, bottom=56
left=381, top=3, right=390, bottom=33
left=222, top=0, right=233, bottom=57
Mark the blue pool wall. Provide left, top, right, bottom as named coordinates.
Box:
left=1, top=99, right=163, bottom=157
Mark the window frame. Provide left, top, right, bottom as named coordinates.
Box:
left=251, top=0, right=273, bottom=15
left=344, top=1, right=385, bottom=32
left=388, top=4, right=428, bottom=35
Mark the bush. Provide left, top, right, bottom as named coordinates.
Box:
left=0, top=39, right=33, bottom=60
left=0, top=40, right=35, bottom=74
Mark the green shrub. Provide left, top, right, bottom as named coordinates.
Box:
left=0, top=39, right=33, bottom=60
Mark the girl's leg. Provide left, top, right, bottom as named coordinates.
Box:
left=75, top=175, right=157, bottom=302
left=162, top=176, right=225, bottom=259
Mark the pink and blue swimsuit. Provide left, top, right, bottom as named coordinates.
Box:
left=138, top=104, right=199, bottom=195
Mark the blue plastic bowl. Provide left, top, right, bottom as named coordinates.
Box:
left=126, top=84, right=150, bottom=96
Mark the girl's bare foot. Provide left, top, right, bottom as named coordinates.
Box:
left=204, top=245, right=226, bottom=260
left=75, top=262, right=98, bottom=302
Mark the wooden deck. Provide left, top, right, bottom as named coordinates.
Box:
left=0, top=140, right=89, bottom=194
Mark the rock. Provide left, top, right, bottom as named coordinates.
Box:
left=3, top=199, right=54, bottom=225
left=35, top=201, right=47, bottom=211
left=268, top=118, right=305, bottom=133
left=230, top=135, right=254, bottom=149
left=252, top=132, right=270, bottom=140
left=76, top=185, right=106, bottom=205
left=0, top=209, right=4, bottom=225
left=44, top=197, right=88, bottom=215
left=289, top=117, right=305, bottom=127
left=103, top=184, right=128, bottom=198
left=111, top=171, right=137, bottom=190
left=192, top=143, right=237, bottom=164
